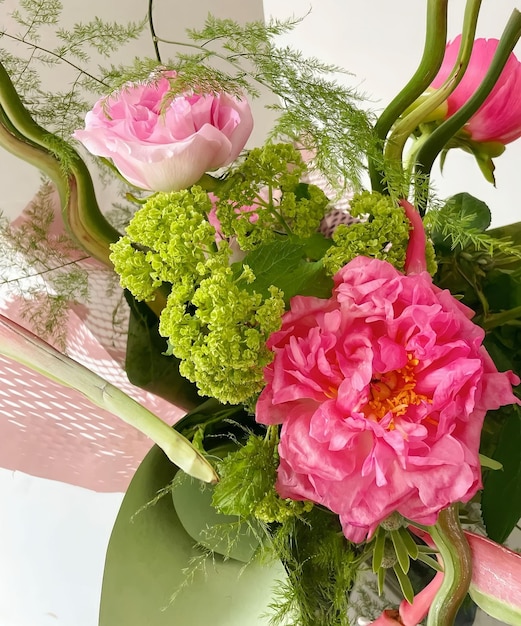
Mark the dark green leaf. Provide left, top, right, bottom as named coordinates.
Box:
left=450, top=193, right=491, bottom=232
left=433, top=193, right=491, bottom=247
left=238, top=239, right=333, bottom=302
left=124, top=292, right=202, bottom=410
left=481, top=404, right=521, bottom=543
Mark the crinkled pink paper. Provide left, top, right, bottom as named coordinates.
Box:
left=0, top=188, right=184, bottom=492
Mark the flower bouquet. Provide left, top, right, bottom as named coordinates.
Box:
left=1, top=1, right=521, bottom=625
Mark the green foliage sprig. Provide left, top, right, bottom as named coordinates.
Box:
left=113, top=12, right=377, bottom=191
left=0, top=182, right=90, bottom=347
left=1, top=0, right=147, bottom=137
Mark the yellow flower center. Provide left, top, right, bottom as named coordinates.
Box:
left=364, top=354, right=431, bottom=428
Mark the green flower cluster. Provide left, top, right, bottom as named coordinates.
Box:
left=323, top=190, right=411, bottom=275
left=161, top=263, right=284, bottom=405
left=215, top=143, right=329, bottom=250
left=109, top=187, right=285, bottom=404
left=110, top=187, right=218, bottom=300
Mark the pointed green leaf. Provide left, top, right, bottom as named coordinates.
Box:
left=377, top=566, right=386, bottom=596
left=416, top=552, right=444, bottom=572
left=479, top=453, right=503, bottom=471
left=398, top=526, right=419, bottom=560
left=372, top=528, right=386, bottom=573
left=393, top=563, right=415, bottom=604
left=391, top=529, right=410, bottom=574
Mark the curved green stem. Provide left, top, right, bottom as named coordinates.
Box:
left=385, top=0, right=482, bottom=170
left=415, top=9, right=521, bottom=210
left=427, top=505, right=473, bottom=626
left=368, top=0, right=449, bottom=193
left=0, top=59, right=120, bottom=266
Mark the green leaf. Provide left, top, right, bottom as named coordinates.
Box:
left=377, top=566, right=386, bottom=596
left=488, top=221, right=521, bottom=245
left=398, top=526, right=419, bottom=560
left=479, top=453, right=503, bottom=471
left=391, top=529, right=410, bottom=574
left=393, top=562, right=415, bottom=604
left=238, top=239, right=333, bottom=302
left=301, top=232, right=334, bottom=261
left=124, top=292, right=202, bottom=410
left=100, top=443, right=286, bottom=626
left=416, top=552, right=444, bottom=572
left=432, top=193, right=491, bottom=247
left=481, top=404, right=521, bottom=543
left=372, top=528, right=386, bottom=573
left=450, top=193, right=491, bottom=231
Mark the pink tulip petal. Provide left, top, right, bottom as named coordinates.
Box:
left=431, top=37, right=521, bottom=144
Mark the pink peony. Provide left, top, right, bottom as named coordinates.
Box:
left=430, top=36, right=521, bottom=145
left=73, top=71, right=253, bottom=192
left=256, top=256, right=520, bottom=542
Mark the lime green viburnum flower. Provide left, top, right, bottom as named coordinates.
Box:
left=215, top=143, right=329, bottom=250
left=323, top=191, right=421, bottom=276
left=160, top=263, right=285, bottom=405
left=109, top=187, right=285, bottom=405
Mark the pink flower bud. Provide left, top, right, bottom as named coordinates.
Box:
left=431, top=37, right=521, bottom=146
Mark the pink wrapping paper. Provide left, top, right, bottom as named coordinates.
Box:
left=0, top=187, right=184, bottom=492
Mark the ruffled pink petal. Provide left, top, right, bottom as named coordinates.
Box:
left=256, top=256, right=520, bottom=542
left=73, top=73, right=253, bottom=191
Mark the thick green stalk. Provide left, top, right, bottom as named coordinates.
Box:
left=0, top=104, right=71, bottom=202
left=415, top=9, right=521, bottom=201
left=385, top=0, right=482, bottom=167
left=368, top=0, right=449, bottom=193
left=0, top=60, right=120, bottom=266
left=0, top=314, right=217, bottom=484
left=427, top=506, right=473, bottom=626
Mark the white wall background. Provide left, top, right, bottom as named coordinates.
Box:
left=1, top=1, right=520, bottom=624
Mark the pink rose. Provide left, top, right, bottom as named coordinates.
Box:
left=431, top=36, right=521, bottom=145
left=73, top=71, right=253, bottom=192
left=256, top=256, right=520, bottom=542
